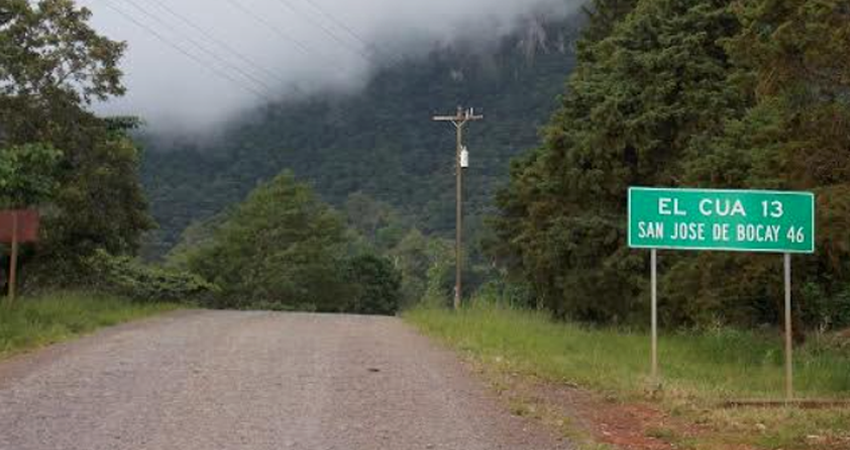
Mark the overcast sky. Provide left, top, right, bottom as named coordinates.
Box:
left=77, top=0, right=577, bottom=133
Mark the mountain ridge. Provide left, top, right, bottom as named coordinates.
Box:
left=140, top=14, right=583, bottom=258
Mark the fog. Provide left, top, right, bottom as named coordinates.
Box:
left=78, top=0, right=578, bottom=133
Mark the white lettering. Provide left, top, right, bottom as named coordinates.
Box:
left=700, top=199, right=747, bottom=217
left=731, top=200, right=747, bottom=217
left=699, top=199, right=712, bottom=216
left=659, top=198, right=672, bottom=216
left=671, top=222, right=705, bottom=241
left=736, top=224, right=780, bottom=243
left=713, top=224, right=730, bottom=241
left=673, top=199, right=687, bottom=216
left=639, top=222, right=664, bottom=239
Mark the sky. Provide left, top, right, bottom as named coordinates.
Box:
left=77, top=0, right=577, bottom=133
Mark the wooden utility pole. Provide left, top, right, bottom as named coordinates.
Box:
left=7, top=211, right=19, bottom=306
left=433, top=107, right=484, bottom=310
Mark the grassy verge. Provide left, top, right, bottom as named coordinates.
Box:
left=406, top=303, right=850, bottom=450
left=0, top=291, right=181, bottom=360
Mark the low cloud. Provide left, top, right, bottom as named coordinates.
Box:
left=79, top=0, right=579, bottom=133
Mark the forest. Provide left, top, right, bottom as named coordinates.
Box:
left=490, top=0, right=850, bottom=331
left=139, top=12, right=581, bottom=258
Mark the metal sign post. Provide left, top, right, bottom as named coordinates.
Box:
left=628, top=187, right=815, bottom=401
left=651, top=248, right=658, bottom=381
left=784, top=253, right=793, bottom=401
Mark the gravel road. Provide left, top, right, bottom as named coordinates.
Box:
left=0, top=311, right=571, bottom=450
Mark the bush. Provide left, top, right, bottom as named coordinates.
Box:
left=801, top=282, right=850, bottom=331
left=185, top=173, right=350, bottom=311
left=86, top=249, right=218, bottom=303
left=345, top=254, right=402, bottom=315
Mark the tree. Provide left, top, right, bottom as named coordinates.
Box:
left=681, top=0, right=850, bottom=332
left=187, top=172, right=351, bottom=311
left=493, top=0, right=740, bottom=322
left=0, top=0, right=153, bottom=285
left=0, top=144, right=62, bottom=208
left=344, top=254, right=402, bottom=316
left=0, top=143, right=62, bottom=293
left=0, top=0, right=125, bottom=105
left=492, top=0, right=850, bottom=331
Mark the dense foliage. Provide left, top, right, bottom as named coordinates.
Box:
left=1, top=0, right=154, bottom=291
left=183, top=173, right=349, bottom=310
left=0, top=144, right=62, bottom=208
left=491, top=0, right=850, bottom=331
left=344, top=254, right=402, bottom=316
left=85, top=249, right=218, bottom=303
left=180, top=173, right=406, bottom=314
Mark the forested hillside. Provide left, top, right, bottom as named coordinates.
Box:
left=140, top=14, right=582, bottom=258
left=490, top=0, right=850, bottom=330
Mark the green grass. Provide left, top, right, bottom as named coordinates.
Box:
left=0, top=291, right=181, bottom=360
left=405, top=303, right=850, bottom=449
left=406, top=303, right=850, bottom=400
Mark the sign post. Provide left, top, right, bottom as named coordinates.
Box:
left=628, top=188, right=815, bottom=400
left=651, top=248, right=658, bottom=381
left=9, top=212, right=19, bottom=306
left=1, top=210, right=40, bottom=306
left=784, top=253, right=793, bottom=401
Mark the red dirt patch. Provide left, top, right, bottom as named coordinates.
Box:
left=532, top=382, right=696, bottom=450
left=465, top=364, right=733, bottom=450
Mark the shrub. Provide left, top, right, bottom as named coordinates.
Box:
left=345, top=254, right=402, bottom=315
left=185, top=173, right=350, bottom=311
left=86, top=249, right=218, bottom=303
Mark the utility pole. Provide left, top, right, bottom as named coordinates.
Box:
left=433, top=106, right=484, bottom=310
left=7, top=212, right=18, bottom=306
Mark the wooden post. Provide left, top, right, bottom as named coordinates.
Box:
left=651, top=248, right=658, bottom=381
left=7, top=211, right=19, bottom=306
left=784, top=253, right=793, bottom=402
left=455, top=119, right=464, bottom=311
left=432, top=107, right=483, bottom=311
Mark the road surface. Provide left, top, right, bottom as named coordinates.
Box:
left=0, top=311, right=571, bottom=450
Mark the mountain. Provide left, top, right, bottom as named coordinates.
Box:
left=139, top=14, right=583, bottom=259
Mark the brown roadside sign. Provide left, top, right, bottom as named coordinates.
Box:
left=0, top=210, right=40, bottom=243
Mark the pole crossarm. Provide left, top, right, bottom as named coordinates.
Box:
left=432, top=107, right=484, bottom=127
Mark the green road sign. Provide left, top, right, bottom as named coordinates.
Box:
left=628, top=187, right=815, bottom=253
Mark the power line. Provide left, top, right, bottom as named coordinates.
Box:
left=268, top=0, right=374, bottom=64
left=221, top=0, right=315, bottom=58
left=220, top=0, right=359, bottom=76
left=297, top=0, right=403, bottom=66
left=99, top=0, right=269, bottom=100
left=141, top=0, right=299, bottom=94
left=120, top=1, right=277, bottom=96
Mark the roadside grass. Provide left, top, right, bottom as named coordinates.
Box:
left=405, top=303, right=850, bottom=450
left=0, top=291, right=181, bottom=360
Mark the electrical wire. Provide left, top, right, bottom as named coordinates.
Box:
left=297, top=0, right=404, bottom=66
left=220, top=0, right=360, bottom=76
left=268, top=0, right=374, bottom=64
left=120, top=1, right=277, bottom=96
left=221, top=0, right=314, bottom=58
left=141, top=0, right=299, bottom=94
left=99, top=0, right=270, bottom=100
